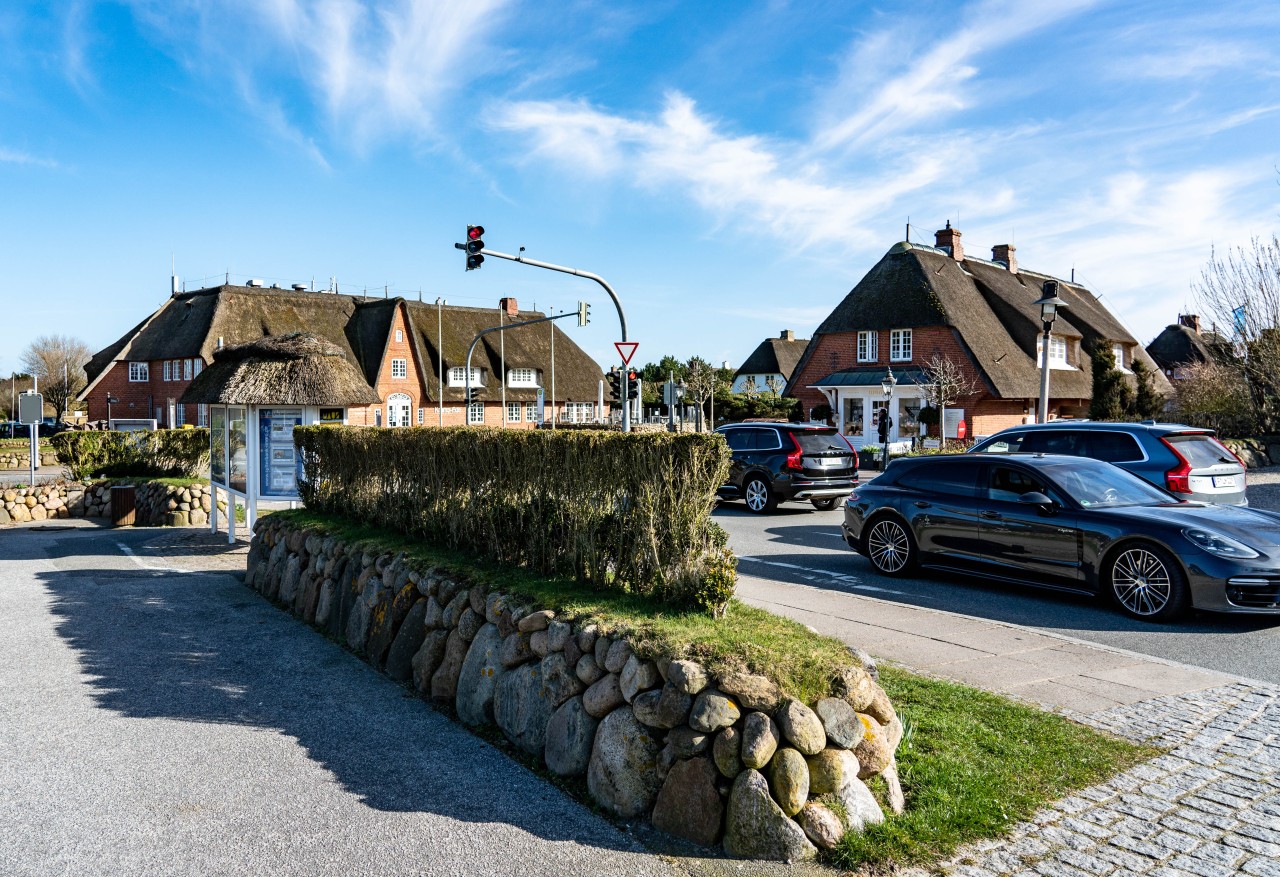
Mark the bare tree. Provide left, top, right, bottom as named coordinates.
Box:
left=740, top=375, right=760, bottom=400
left=685, top=357, right=719, bottom=431
left=1173, top=359, right=1256, bottom=436
left=764, top=374, right=785, bottom=397
left=20, top=334, right=93, bottom=422
left=1194, top=235, right=1280, bottom=429
left=920, top=353, right=978, bottom=441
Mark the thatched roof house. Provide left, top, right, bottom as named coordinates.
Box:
left=732, top=330, right=809, bottom=393
left=1147, top=315, right=1232, bottom=379
left=79, top=284, right=608, bottom=429
left=787, top=224, right=1172, bottom=443
left=181, top=333, right=381, bottom=406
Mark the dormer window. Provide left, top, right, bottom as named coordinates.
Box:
left=508, top=368, right=539, bottom=387
left=1112, top=343, right=1130, bottom=373
left=448, top=367, right=483, bottom=387
left=1036, top=336, right=1072, bottom=369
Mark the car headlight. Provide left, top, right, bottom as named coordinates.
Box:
left=1182, top=528, right=1260, bottom=559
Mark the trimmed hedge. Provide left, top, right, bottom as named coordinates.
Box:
left=51, top=429, right=210, bottom=481
left=294, top=425, right=736, bottom=612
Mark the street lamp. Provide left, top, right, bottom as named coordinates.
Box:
left=106, top=395, right=120, bottom=428
left=879, top=366, right=897, bottom=460
left=1033, top=280, right=1068, bottom=424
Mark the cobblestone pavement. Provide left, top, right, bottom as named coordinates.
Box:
left=919, top=682, right=1280, bottom=877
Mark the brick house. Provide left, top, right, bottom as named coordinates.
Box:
left=79, top=284, right=608, bottom=428
left=731, top=329, right=809, bottom=394
left=786, top=224, right=1172, bottom=446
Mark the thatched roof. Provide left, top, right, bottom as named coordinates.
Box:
left=788, top=241, right=1173, bottom=400
left=83, top=284, right=607, bottom=406
left=1147, top=323, right=1232, bottom=372
left=735, top=333, right=810, bottom=381
left=180, top=332, right=382, bottom=406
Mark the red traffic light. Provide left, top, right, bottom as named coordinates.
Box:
left=468, top=225, right=485, bottom=241
left=628, top=370, right=637, bottom=381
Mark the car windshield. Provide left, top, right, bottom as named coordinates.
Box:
left=1164, top=434, right=1236, bottom=469
left=1042, top=459, right=1173, bottom=508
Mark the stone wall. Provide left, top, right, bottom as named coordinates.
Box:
left=1, top=479, right=224, bottom=526
left=246, top=517, right=906, bottom=862
left=0, top=448, right=58, bottom=469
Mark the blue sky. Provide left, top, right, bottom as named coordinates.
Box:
left=2, top=0, right=1279, bottom=379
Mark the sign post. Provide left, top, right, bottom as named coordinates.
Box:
left=18, top=391, right=43, bottom=487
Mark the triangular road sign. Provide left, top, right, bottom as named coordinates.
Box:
left=615, top=342, right=639, bottom=365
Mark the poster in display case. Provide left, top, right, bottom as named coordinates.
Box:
left=259, top=408, right=304, bottom=497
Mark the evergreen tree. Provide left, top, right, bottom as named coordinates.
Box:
left=1130, top=358, right=1166, bottom=420
left=1089, top=344, right=1133, bottom=421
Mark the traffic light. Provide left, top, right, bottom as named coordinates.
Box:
left=606, top=368, right=622, bottom=399
left=464, top=225, right=485, bottom=270
left=627, top=370, right=640, bottom=400
left=577, top=300, right=590, bottom=327
left=466, top=387, right=480, bottom=404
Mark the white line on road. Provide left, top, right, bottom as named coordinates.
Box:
left=117, top=541, right=190, bottom=575
left=736, top=554, right=911, bottom=596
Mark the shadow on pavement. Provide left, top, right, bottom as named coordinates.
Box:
left=34, top=558, right=640, bottom=851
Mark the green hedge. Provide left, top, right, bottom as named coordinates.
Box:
left=294, top=425, right=736, bottom=612
left=51, top=429, right=210, bottom=481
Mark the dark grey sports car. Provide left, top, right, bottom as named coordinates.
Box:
left=841, top=453, right=1280, bottom=621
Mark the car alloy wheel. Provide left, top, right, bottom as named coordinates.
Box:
left=866, top=518, right=913, bottom=575
left=1108, top=544, right=1187, bottom=621
left=744, top=477, right=774, bottom=514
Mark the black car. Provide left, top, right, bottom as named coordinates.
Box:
left=716, top=422, right=859, bottom=513
left=841, top=453, right=1280, bottom=620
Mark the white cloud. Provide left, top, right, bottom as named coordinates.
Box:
left=0, top=147, right=58, bottom=168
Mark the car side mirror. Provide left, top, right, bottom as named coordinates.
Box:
left=1019, top=491, right=1056, bottom=514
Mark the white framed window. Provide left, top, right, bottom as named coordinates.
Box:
left=1112, top=343, right=1130, bottom=372
left=198, top=404, right=209, bottom=427
left=857, top=331, right=878, bottom=363
left=1036, top=336, right=1071, bottom=368
left=175, top=404, right=185, bottom=427
left=129, top=362, right=149, bottom=382
left=468, top=401, right=484, bottom=424
left=448, top=367, right=483, bottom=387
left=507, top=402, right=521, bottom=422
left=418, top=407, right=425, bottom=424
left=395, top=329, right=403, bottom=343
left=391, top=358, right=408, bottom=379
left=564, top=402, right=594, bottom=423
left=193, top=358, right=203, bottom=377
left=163, top=360, right=172, bottom=381
left=183, top=359, right=193, bottom=381
left=889, top=329, right=912, bottom=362
left=508, top=367, right=538, bottom=387
left=525, top=402, right=537, bottom=422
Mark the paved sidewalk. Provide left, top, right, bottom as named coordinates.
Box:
left=738, top=573, right=1280, bottom=877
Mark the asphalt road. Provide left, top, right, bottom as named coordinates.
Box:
left=0, top=525, right=691, bottom=877
left=716, top=494, right=1280, bottom=686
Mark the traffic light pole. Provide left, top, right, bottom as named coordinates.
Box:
left=465, top=312, right=582, bottom=426
left=476, top=247, right=632, bottom=433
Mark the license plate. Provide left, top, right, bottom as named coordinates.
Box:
left=811, top=457, right=846, bottom=468
left=1213, top=475, right=1239, bottom=488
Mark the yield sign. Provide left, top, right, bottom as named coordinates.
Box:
left=614, top=342, right=639, bottom=365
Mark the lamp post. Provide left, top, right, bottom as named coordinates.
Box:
left=879, top=366, right=897, bottom=467
left=1033, top=280, right=1067, bottom=424
left=106, top=395, right=119, bottom=428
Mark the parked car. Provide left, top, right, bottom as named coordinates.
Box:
left=968, top=421, right=1246, bottom=506
left=716, top=422, right=859, bottom=513
left=0, top=420, right=21, bottom=439
left=842, top=453, right=1280, bottom=620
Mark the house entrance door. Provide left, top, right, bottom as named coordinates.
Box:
left=387, top=393, right=411, bottom=428
left=871, top=400, right=894, bottom=443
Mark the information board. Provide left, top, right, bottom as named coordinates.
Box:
left=259, top=408, right=304, bottom=497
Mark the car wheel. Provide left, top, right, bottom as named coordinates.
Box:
left=811, top=497, right=839, bottom=511
left=1105, top=542, right=1189, bottom=622
left=743, top=476, right=777, bottom=514
left=862, top=516, right=917, bottom=576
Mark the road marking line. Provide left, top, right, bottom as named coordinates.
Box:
left=117, top=541, right=190, bottom=575
left=736, top=554, right=910, bottom=596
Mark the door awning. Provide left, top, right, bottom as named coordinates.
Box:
left=809, top=366, right=928, bottom=388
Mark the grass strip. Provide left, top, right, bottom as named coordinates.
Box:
left=830, top=665, right=1160, bottom=871
left=267, top=508, right=1160, bottom=871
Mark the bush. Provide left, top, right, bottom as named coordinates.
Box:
left=51, top=429, right=210, bottom=481
left=294, top=425, right=735, bottom=612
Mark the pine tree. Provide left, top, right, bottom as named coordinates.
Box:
left=1089, top=344, right=1133, bottom=421
left=1130, top=358, right=1166, bottom=420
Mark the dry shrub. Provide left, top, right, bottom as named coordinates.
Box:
left=295, top=426, right=735, bottom=612
left=52, top=429, right=210, bottom=480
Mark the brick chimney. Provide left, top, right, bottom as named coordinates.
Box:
left=935, top=221, right=963, bottom=261
left=991, top=243, right=1017, bottom=273
left=1178, top=314, right=1201, bottom=334
left=499, top=297, right=518, bottom=318
left=780, top=329, right=796, bottom=341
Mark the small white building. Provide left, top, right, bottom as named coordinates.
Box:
left=731, top=330, right=809, bottom=395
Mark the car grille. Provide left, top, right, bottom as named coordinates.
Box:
left=1226, top=577, right=1280, bottom=609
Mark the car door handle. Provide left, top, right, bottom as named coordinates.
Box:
left=979, top=511, right=1002, bottom=520
left=914, top=501, right=931, bottom=508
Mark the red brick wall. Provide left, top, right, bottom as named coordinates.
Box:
left=86, top=358, right=206, bottom=426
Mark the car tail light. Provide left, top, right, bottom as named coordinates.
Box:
left=783, top=434, right=804, bottom=473
left=838, top=433, right=861, bottom=470
left=1160, top=437, right=1193, bottom=494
